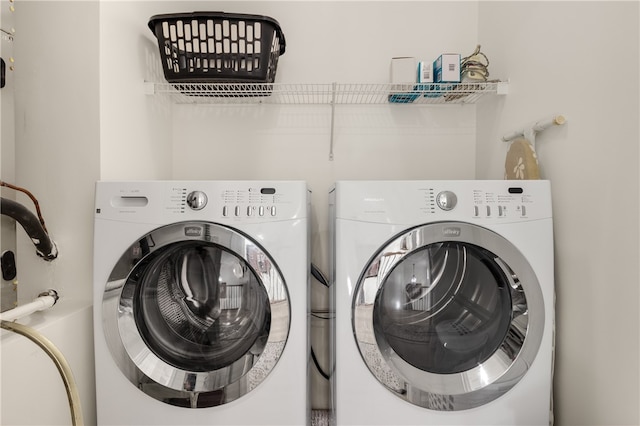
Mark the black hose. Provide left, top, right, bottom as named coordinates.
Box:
left=311, top=263, right=330, bottom=287
left=310, top=263, right=334, bottom=381
left=311, top=343, right=331, bottom=381
left=1, top=197, right=57, bottom=261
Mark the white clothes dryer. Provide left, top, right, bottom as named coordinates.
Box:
left=330, top=180, right=554, bottom=425
left=93, top=180, right=309, bottom=425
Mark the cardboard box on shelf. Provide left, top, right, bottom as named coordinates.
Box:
left=433, top=53, right=461, bottom=83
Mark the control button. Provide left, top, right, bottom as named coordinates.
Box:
left=486, top=206, right=491, bottom=216
left=247, top=206, right=253, bottom=216
left=222, top=206, right=229, bottom=216
left=234, top=206, right=241, bottom=216
left=521, top=205, right=527, bottom=216
left=270, top=206, right=277, bottom=216
left=436, top=191, right=457, bottom=211
left=474, top=206, right=479, bottom=217
left=498, top=206, right=504, bottom=217
left=259, top=206, right=265, bottom=216
left=186, top=191, right=207, bottom=210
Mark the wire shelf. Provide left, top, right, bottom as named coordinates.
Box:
left=150, top=81, right=508, bottom=105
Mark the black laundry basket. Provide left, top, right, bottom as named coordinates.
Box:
left=148, top=12, right=286, bottom=95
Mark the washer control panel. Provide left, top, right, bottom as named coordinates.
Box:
left=162, top=185, right=287, bottom=219
left=220, top=187, right=283, bottom=218
left=96, top=181, right=307, bottom=223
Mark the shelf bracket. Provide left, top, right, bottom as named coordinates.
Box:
left=143, top=81, right=156, bottom=95
left=502, top=114, right=566, bottom=150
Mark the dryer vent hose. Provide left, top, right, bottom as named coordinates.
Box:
left=1, top=197, right=58, bottom=261
left=0, top=320, right=83, bottom=426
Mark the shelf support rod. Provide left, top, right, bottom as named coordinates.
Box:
left=329, top=82, right=337, bottom=161
left=502, top=114, right=566, bottom=150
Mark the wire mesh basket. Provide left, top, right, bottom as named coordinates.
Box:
left=148, top=12, right=286, bottom=96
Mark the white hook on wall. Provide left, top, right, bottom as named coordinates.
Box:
left=502, top=114, right=567, bottom=150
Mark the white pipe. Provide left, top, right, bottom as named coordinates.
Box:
left=0, top=290, right=58, bottom=322
left=502, top=114, right=567, bottom=143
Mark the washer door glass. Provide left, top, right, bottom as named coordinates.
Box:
left=135, top=241, right=270, bottom=372
left=353, top=222, right=544, bottom=411
left=102, top=221, right=289, bottom=408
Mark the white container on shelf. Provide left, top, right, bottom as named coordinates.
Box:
left=390, top=57, right=417, bottom=83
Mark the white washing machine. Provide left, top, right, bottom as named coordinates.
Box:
left=93, top=180, right=309, bottom=425
left=330, top=180, right=554, bottom=425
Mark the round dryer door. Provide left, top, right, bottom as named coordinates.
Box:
left=352, top=221, right=545, bottom=411
left=102, top=221, right=290, bottom=408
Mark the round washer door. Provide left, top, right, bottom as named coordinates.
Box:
left=102, top=221, right=290, bottom=408
left=352, top=221, right=545, bottom=411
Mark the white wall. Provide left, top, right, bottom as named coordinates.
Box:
left=99, top=0, right=173, bottom=180
left=477, top=2, right=639, bottom=425
left=1, top=1, right=99, bottom=424
left=1, top=0, right=18, bottom=312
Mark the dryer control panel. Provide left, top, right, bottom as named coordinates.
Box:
left=334, top=180, right=552, bottom=224
left=470, top=186, right=537, bottom=219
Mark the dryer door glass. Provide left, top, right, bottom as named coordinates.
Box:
left=103, top=221, right=290, bottom=408
left=352, top=222, right=545, bottom=410
left=373, top=242, right=512, bottom=375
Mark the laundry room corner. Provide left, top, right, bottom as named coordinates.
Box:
left=1, top=1, right=638, bottom=425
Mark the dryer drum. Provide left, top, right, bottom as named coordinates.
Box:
left=373, top=242, right=513, bottom=375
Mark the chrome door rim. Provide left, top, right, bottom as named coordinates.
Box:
left=352, top=221, right=544, bottom=410
left=102, top=221, right=290, bottom=406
